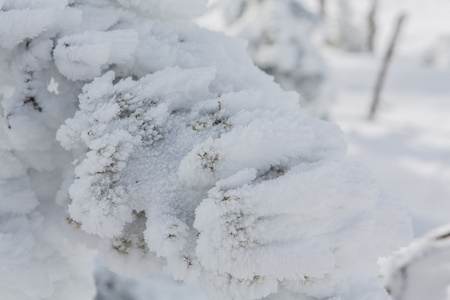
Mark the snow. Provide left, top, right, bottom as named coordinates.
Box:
left=113, top=0, right=208, bottom=20
left=0, top=8, right=58, bottom=49
left=380, top=225, right=450, bottom=300
left=328, top=52, right=450, bottom=297
left=54, top=30, right=139, bottom=80
left=6, top=0, right=448, bottom=299
left=325, top=51, right=450, bottom=238
left=0, top=211, right=97, bottom=300
left=318, top=1, right=450, bottom=298
left=197, top=0, right=329, bottom=118
left=57, top=54, right=408, bottom=298
left=88, top=0, right=450, bottom=298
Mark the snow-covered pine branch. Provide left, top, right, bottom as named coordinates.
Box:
left=0, top=0, right=411, bottom=299
left=380, top=224, right=450, bottom=300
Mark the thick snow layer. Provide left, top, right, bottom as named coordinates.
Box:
left=0, top=8, right=58, bottom=49
left=0, top=211, right=97, bottom=300
left=114, top=0, right=208, bottom=20
left=54, top=30, right=139, bottom=80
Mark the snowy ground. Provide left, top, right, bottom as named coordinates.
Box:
left=324, top=33, right=450, bottom=239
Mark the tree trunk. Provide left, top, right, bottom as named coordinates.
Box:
left=369, top=14, right=406, bottom=120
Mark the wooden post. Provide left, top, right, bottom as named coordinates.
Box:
left=369, top=14, right=406, bottom=120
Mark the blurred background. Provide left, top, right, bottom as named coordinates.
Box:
left=198, top=0, right=450, bottom=238
left=96, top=1, right=450, bottom=299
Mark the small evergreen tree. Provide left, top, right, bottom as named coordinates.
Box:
left=0, top=0, right=410, bottom=299
left=200, top=0, right=329, bottom=118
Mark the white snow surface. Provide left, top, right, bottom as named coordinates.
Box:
left=326, top=53, right=450, bottom=238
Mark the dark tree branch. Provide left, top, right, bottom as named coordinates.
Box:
left=369, top=14, right=406, bottom=120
